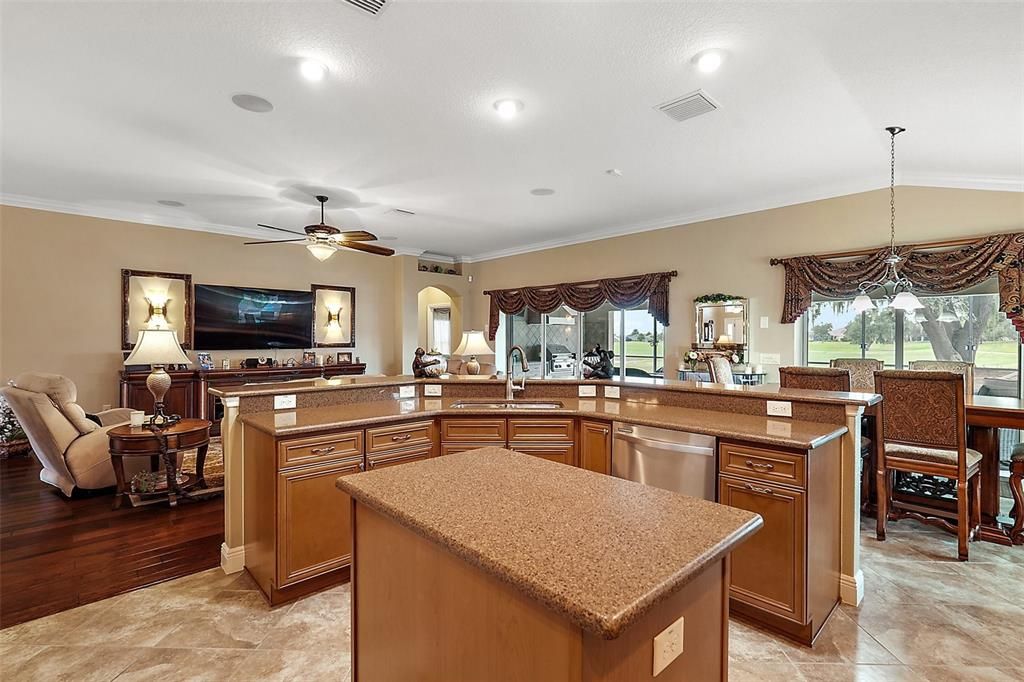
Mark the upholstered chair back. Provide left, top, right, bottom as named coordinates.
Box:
left=908, top=360, right=975, bottom=397
left=779, top=366, right=852, bottom=392
left=830, top=358, right=884, bottom=393
left=874, top=370, right=965, bottom=452
left=706, top=356, right=735, bottom=385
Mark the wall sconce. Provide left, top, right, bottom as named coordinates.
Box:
left=145, top=296, right=170, bottom=329
left=326, top=306, right=342, bottom=330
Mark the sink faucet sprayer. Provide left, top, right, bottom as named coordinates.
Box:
left=506, top=345, right=530, bottom=400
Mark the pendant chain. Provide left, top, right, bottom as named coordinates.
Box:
left=889, top=129, right=897, bottom=254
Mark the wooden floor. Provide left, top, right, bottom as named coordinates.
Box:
left=0, top=455, right=223, bottom=628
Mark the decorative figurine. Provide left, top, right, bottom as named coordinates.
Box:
left=412, top=347, right=441, bottom=378
left=582, top=345, right=615, bottom=380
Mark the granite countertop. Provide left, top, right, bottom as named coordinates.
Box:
left=336, top=448, right=762, bottom=639
left=239, top=396, right=848, bottom=450
left=210, top=373, right=881, bottom=407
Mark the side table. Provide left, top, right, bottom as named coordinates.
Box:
left=107, top=418, right=212, bottom=509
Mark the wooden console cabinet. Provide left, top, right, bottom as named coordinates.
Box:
left=717, top=438, right=841, bottom=645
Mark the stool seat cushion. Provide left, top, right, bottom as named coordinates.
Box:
left=885, top=442, right=982, bottom=468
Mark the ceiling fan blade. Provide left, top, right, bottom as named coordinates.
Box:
left=244, top=238, right=308, bottom=245
left=338, top=230, right=378, bottom=242
left=257, top=223, right=307, bottom=237
left=339, top=241, right=395, bottom=257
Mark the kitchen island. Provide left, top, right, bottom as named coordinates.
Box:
left=337, top=447, right=763, bottom=681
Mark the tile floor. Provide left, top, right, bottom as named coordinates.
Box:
left=1, top=518, right=1021, bottom=681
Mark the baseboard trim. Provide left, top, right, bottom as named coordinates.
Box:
left=840, top=570, right=864, bottom=606
left=221, top=542, right=245, bottom=574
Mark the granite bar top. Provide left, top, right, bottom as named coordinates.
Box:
left=211, top=372, right=881, bottom=407
left=239, top=396, right=848, bottom=450
left=337, top=448, right=762, bottom=639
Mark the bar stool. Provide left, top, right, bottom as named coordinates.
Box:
left=1011, top=444, right=1024, bottom=545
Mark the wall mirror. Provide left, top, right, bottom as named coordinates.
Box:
left=312, top=284, right=356, bottom=348
left=695, top=295, right=748, bottom=348
left=121, top=269, right=193, bottom=350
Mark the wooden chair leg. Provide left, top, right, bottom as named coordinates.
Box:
left=969, top=474, right=981, bottom=538
left=1010, top=462, right=1024, bottom=545
left=876, top=467, right=889, bottom=541
left=957, top=477, right=970, bottom=562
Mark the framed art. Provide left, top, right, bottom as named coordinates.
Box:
left=196, top=352, right=214, bottom=370
left=302, top=351, right=316, bottom=366
left=121, top=269, right=193, bottom=350
left=337, top=352, right=353, bottom=364
left=312, top=284, right=355, bottom=348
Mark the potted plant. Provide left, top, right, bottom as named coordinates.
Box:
left=0, top=396, right=30, bottom=459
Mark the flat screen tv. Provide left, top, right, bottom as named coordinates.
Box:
left=194, top=284, right=313, bottom=350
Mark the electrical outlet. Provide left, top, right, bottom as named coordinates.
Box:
left=274, top=412, right=296, bottom=428
left=653, top=616, right=684, bottom=676
left=767, top=400, right=793, bottom=417
left=604, top=386, right=620, bottom=399
left=398, top=385, right=416, bottom=398
left=273, top=394, right=296, bottom=410
left=760, top=352, right=781, bottom=365
left=760, top=316, right=770, bottom=329
left=766, top=419, right=792, bottom=438
left=424, top=384, right=442, bottom=397
left=578, top=385, right=597, bottom=397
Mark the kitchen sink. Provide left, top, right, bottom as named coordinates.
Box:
left=450, top=400, right=564, bottom=410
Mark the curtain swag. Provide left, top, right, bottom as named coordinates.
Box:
left=769, top=232, right=1024, bottom=340
left=483, top=271, right=677, bottom=341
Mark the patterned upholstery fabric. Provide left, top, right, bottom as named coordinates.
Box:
left=884, top=442, right=982, bottom=469
left=706, top=356, right=735, bottom=385
left=1011, top=443, right=1024, bottom=462
left=779, top=366, right=851, bottom=392
left=875, top=370, right=964, bottom=449
left=830, top=358, right=883, bottom=393
left=908, top=360, right=974, bottom=396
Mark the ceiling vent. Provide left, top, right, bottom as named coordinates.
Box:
left=340, top=0, right=386, bottom=16
left=390, top=208, right=416, bottom=216
left=656, top=90, right=718, bottom=123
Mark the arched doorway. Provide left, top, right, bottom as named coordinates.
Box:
left=417, top=286, right=455, bottom=356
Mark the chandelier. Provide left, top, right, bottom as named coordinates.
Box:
left=851, top=126, right=924, bottom=313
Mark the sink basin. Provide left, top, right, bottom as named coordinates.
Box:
left=450, top=400, right=564, bottom=410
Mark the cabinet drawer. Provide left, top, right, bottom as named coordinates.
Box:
left=507, top=418, right=575, bottom=442
left=719, top=441, right=806, bottom=488
left=719, top=473, right=806, bottom=624
left=278, top=431, right=364, bottom=470
left=367, top=445, right=432, bottom=470
left=507, top=442, right=575, bottom=466
left=439, top=442, right=500, bottom=456
left=366, top=420, right=434, bottom=455
left=440, top=418, right=506, bottom=442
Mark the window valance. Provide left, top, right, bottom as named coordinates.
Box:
left=483, top=271, right=677, bottom=341
left=770, top=232, right=1024, bottom=340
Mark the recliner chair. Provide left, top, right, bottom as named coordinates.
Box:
left=1, top=372, right=138, bottom=496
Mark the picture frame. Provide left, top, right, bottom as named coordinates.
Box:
left=121, top=269, right=193, bottom=350
left=302, top=351, right=316, bottom=366
left=337, top=352, right=353, bottom=364
left=311, top=284, right=356, bottom=348
left=196, top=352, right=214, bottom=370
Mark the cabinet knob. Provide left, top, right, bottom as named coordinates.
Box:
left=745, top=459, right=775, bottom=472
left=744, top=483, right=774, bottom=496
left=602, top=428, right=609, bottom=435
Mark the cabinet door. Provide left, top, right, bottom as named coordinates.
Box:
left=439, top=442, right=501, bottom=456
left=367, top=446, right=431, bottom=470
left=719, top=474, right=806, bottom=624
left=366, top=420, right=435, bottom=455
left=579, top=420, right=611, bottom=475
left=440, top=418, right=506, bottom=442
left=278, top=458, right=363, bottom=587
left=507, top=418, right=575, bottom=442
left=507, top=442, right=575, bottom=466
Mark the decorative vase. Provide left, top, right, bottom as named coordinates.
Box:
left=422, top=351, right=447, bottom=377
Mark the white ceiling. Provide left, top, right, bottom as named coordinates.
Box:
left=2, top=1, right=1021, bottom=261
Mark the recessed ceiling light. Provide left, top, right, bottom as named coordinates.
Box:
left=493, top=99, right=524, bottom=119
left=299, top=59, right=328, bottom=82
left=231, top=93, right=274, bottom=113
left=157, top=200, right=185, bottom=207
left=693, top=49, right=725, bottom=73
left=605, top=168, right=623, bottom=177
left=530, top=188, right=555, bottom=196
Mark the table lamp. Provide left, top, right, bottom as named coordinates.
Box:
left=124, top=329, right=191, bottom=426
left=453, top=330, right=492, bottom=375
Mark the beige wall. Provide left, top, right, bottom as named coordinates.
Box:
left=0, top=205, right=402, bottom=408
left=467, top=187, right=1024, bottom=378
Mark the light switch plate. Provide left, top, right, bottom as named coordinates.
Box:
left=274, top=412, right=296, bottom=428
left=760, top=315, right=770, bottom=329
left=398, top=385, right=416, bottom=398
left=424, top=399, right=442, bottom=411
left=578, top=385, right=597, bottom=397
left=274, top=394, right=296, bottom=410
left=767, top=400, right=793, bottom=417
left=760, top=352, right=781, bottom=365
left=424, top=384, right=442, bottom=397
left=766, top=419, right=793, bottom=438
left=604, top=386, right=620, bottom=399
left=653, top=616, right=684, bottom=676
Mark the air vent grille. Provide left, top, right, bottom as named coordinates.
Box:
left=341, top=0, right=386, bottom=16
left=391, top=208, right=416, bottom=216
left=656, top=90, right=718, bottom=122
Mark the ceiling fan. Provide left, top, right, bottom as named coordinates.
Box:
left=245, top=195, right=395, bottom=261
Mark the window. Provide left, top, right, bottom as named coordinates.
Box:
left=505, top=301, right=663, bottom=378
left=427, top=306, right=451, bottom=355
left=806, top=290, right=1021, bottom=397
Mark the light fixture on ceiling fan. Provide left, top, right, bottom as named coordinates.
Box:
left=851, top=126, right=924, bottom=314
left=245, top=195, right=395, bottom=262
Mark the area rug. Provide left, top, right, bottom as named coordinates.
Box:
left=181, top=437, right=224, bottom=488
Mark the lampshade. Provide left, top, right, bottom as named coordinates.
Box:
left=716, top=334, right=732, bottom=344
left=851, top=294, right=875, bottom=313
left=307, top=242, right=337, bottom=262
left=124, top=329, right=192, bottom=366
left=453, top=330, right=493, bottom=357
left=891, top=291, right=924, bottom=311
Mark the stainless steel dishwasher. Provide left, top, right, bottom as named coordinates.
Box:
left=611, top=423, right=717, bottom=500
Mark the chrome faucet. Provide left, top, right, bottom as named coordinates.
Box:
left=506, top=345, right=530, bottom=400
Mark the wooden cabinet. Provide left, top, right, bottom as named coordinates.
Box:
left=119, top=370, right=194, bottom=421
left=278, top=431, right=363, bottom=469
left=441, top=417, right=577, bottom=466
left=368, top=447, right=432, bottom=470
left=718, top=438, right=841, bottom=645
left=579, top=420, right=612, bottom=475
left=366, top=420, right=435, bottom=455
left=440, top=418, right=506, bottom=443
left=506, top=442, right=574, bottom=465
